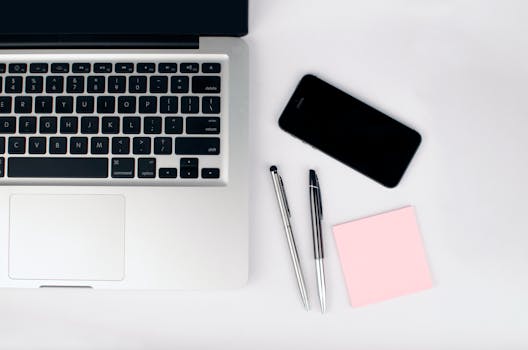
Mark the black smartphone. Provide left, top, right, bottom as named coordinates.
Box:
left=279, top=75, right=422, bottom=188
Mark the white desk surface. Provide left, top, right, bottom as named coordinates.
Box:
left=2, top=1, right=528, bottom=349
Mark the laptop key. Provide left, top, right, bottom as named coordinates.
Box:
left=66, top=76, right=85, bottom=93
left=170, top=76, right=189, bottom=93
left=129, top=76, right=147, bottom=93
left=137, top=63, right=155, bottom=73
left=72, top=63, right=91, bottom=73
left=91, top=137, right=109, bottom=154
left=70, top=137, right=88, bottom=154
left=51, top=63, right=69, bottom=73
left=56, top=96, right=74, bottom=113
left=19, top=117, right=37, bottom=134
left=81, top=116, right=99, bottom=134
left=76, top=96, right=94, bottom=113
left=0, top=157, right=3, bottom=177
left=108, top=76, right=126, bottom=93
left=14, top=97, right=32, bottom=114
left=97, top=96, right=115, bottom=114
left=144, top=117, right=162, bottom=134
left=60, top=117, right=78, bottom=134
left=28, top=137, right=46, bottom=154
left=160, top=96, right=178, bottom=114
left=0, top=117, right=16, bottom=133
left=202, top=168, right=220, bottom=179
left=94, top=63, right=112, bottom=73
left=115, top=63, right=134, bottom=73
left=138, top=158, right=156, bottom=178
left=118, top=96, right=136, bottom=114
left=0, top=64, right=6, bottom=73
left=30, top=63, right=48, bottom=73
left=180, top=63, right=199, bottom=73
left=165, top=117, right=183, bottom=134
left=40, top=117, right=58, bottom=134
left=112, top=137, right=130, bottom=154
left=8, top=157, right=108, bottom=178
left=87, top=76, right=105, bottom=93
left=0, top=138, right=4, bottom=153
left=202, top=96, right=221, bottom=114
left=0, top=97, right=11, bottom=113
left=175, top=137, right=220, bottom=155
left=102, top=117, right=119, bottom=134
left=111, top=158, right=134, bottom=178
left=159, top=168, right=177, bottom=178
left=186, top=117, right=220, bottom=134
left=154, top=137, right=172, bottom=154
left=49, top=137, right=67, bottom=154
left=46, top=76, right=64, bottom=93
left=181, top=96, right=199, bottom=114
left=139, top=96, right=157, bottom=114
left=35, top=97, right=53, bottom=113
left=180, top=157, right=198, bottom=178
left=158, top=63, right=177, bottom=73
left=202, top=63, right=221, bottom=73
left=192, top=76, right=221, bottom=93
left=150, top=76, right=168, bottom=93
left=26, top=76, right=44, bottom=93
left=5, top=76, right=23, bottom=93
left=123, top=117, right=141, bottom=134
left=8, top=137, right=25, bottom=154
left=133, top=137, right=151, bottom=155
left=9, top=63, right=27, bottom=74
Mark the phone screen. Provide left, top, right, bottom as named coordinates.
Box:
left=279, top=75, right=421, bottom=188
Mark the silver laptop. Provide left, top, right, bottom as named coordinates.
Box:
left=0, top=1, right=249, bottom=289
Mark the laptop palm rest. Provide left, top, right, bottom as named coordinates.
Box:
left=8, top=194, right=125, bottom=282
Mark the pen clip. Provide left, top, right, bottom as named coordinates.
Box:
left=278, top=175, right=291, bottom=218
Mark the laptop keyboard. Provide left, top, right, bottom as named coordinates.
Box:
left=0, top=55, right=228, bottom=185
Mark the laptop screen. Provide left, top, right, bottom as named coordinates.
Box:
left=0, top=0, right=248, bottom=40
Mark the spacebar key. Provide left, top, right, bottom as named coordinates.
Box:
left=8, top=157, right=108, bottom=178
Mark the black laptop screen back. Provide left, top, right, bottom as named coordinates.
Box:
left=0, top=0, right=248, bottom=39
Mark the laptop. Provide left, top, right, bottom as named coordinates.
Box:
left=0, top=1, right=249, bottom=289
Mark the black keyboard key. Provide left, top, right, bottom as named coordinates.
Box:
left=108, top=76, right=126, bottom=93
left=5, top=76, right=23, bottom=93
left=19, top=117, right=37, bottom=134
left=87, top=76, right=105, bottom=93
left=111, top=158, right=134, bottom=178
left=150, top=76, right=168, bottom=93
left=0, top=157, right=3, bottom=177
left=9, top=63, right=27, bottom=74
left=180, top=157, right=198, bottom=178
left=46, top=76, right=64, bottom=93
left=66, top=76, right=85, bottom=93
left=102, top=116, right=119, bottom=134
left=170, top=76, right=189, bottom=93
left=0, top=77, right=2, bottom=93
left=76, top=96, right=94, bottom=114
left=159, top=168, right=177, bottom=178
left=180, top=63, right=199, bottom=73
left=94, top=63, right=112, bottom=73
left=26, top=76, right=44, bottom=93
left=14, top=97, right=32, bottom=114
left=112, top=137, right=130, bottom=154
left=35, top=97, right=53, bottom=113
left=133, top=137, right=151, bottom=155
left=115, top=63, right=134, bottom=73
left=8, top=157, right=108, bottom=178
left=138, top=158, right=156, bottom=178
left=0, top=117, right=16, bottom=133
left=186, top=117, right=220, bottom=134
left=91, top=137, right=109, bottom=154
left=118, top=96, right=136, bottom=114
left=81, top=116, right=99, bottom=134
left=202, top=168, right=220, bottom=178
left=154, top=137, right=172, bottom=154
left=40, top=116, right=57, bottom=134
left=0, top=138, right=4, bottom=154
left=28, top=137, right=46, bottom=154
left=123, top=117, right=141, bottom=134
left=139, top=96, right=157, bottom=114
left=192, top=76, right=221, bottom=93
left=202, top=96, right=221, bottom=114
left=137, top=63, right=155, bottom=73
left=30, top=63, right=48, bottom=73
left=181, top=96, right=199, bottom=114
left=129, top=76, right=147, bottom=93
left=56, top=96, right=74, bottom=113
left=175, top=137, right=220, bottom=155
left=158, top=63, right=177, bottom=73
left=165, top=117, right=183, bottom=134
left=144, top=117, right=162, bottom=134
left=202, top=63, right=221, bottom=73
left=60, top=117, right=78, bottom=134
left=97, top=96, right=115, bottom=113
left=49, top=137, right=67, bottom=154
left=51, top=63, right=69, bottom=73
left=0, top=64, right=5, bottom=73
left=70, top=137, right=88, bottom=154
left=8, top=137, right=25, bottom=154
left=0, top=97, right=11, bottom=113
left=160, top=96, right=178, bottom=114
left=72, top=63, right=91, bottom=73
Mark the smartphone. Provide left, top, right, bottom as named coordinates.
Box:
left=279, top=75, right=422, bottom=188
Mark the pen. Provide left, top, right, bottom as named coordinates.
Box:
left=270, top=166, right=310, bottom=311
left=309, top=169, right=326, bottom=313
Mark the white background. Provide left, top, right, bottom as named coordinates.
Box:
left=2, top=0, right=528, bottom=349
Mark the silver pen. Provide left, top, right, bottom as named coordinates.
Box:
left=309, top=169, right=326, bottom=313
left=270, top=166, right=310, bottom=311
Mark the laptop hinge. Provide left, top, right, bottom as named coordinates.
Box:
left=0, top=34, right=199, bottom=49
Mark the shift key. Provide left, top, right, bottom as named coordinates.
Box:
left=175, top=137, right=220, bottom=155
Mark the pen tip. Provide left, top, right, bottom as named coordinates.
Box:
left=270, top=165, right=277, bottom=172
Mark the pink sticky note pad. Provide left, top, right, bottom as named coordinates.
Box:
left=333, top=206, right=432, bottom=307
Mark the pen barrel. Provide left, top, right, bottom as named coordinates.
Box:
left=309, top=187, right=324, bottom=259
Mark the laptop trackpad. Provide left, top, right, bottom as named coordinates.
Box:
left=8, top=194, right=125, bottom=281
